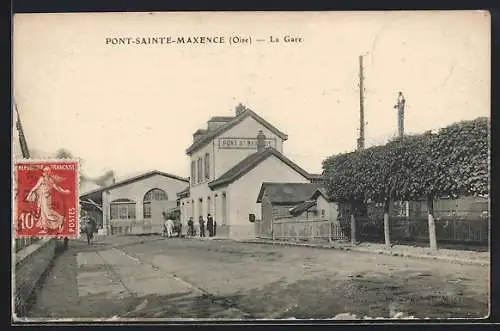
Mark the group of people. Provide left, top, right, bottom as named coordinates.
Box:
left=162, top=212, right=217, bottom=238
left=187, top=214, right=216, bottom=237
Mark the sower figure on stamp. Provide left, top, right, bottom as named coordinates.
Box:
left=26, top=166, right=70, bottom=234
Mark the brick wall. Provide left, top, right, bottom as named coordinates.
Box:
left=14, top=238, right=57, bottom=318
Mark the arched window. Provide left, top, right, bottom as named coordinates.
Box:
left=143, top=188, right=168, bottom=219
left=110, top=198, right=136, bottom=220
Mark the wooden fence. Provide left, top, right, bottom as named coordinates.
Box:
left=256, top=216, right=349, bottom=242
left=256, top=210, right=488, bottom=247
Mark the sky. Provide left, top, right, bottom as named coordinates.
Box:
left=13, top=11, right=490, bottom=180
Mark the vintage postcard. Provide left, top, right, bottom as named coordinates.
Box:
left=12, top=11, right=490, bottom=322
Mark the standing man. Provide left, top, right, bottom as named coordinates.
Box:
left=207, top=213, right=214, bottom=237
left=198, top=215, right=206, bottom=238
left=166, top=214, right=175, bottom=238
left=85, top=215, right=97, bottom=245
left=187, top=217, right=194, bottom=237
left=213, top=217, right=217, bottom=237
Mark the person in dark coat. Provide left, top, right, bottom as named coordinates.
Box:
left=198, top=216, right=206, bottom=237
left=187, top=217, right=194, bottom=237
left=207, top=213, right=214, bottom=237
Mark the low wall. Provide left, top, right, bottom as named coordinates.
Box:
left=14, top=238, right=57, bottom=317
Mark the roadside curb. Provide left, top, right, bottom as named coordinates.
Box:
left=238, top=239, right=490, bottom=267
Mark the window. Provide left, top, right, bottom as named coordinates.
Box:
left=191, top=161, right=196, bottom=185
left=321, top=209, right=326, bottom=217
left=197, top=158, right=202, bottom=183
left=110, top=199, right=136, bottom=220
left=143, top=188, right=168, bottom=219
left=204, top=153, right=210, bottom=180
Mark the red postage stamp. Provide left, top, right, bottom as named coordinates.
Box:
left=14, top=160, right=79, bottom=238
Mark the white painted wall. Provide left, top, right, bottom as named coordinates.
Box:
left=101, top=174, right=188, bottom=233
left=226, top=154, right=310, bottom=238
left=316, top=195, right=339, bottom=222
left=187, top=115, right=286, bottom=223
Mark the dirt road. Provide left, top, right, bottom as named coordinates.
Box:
left=27, top=236, right=489, bottom=320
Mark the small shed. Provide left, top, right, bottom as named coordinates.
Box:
left=257, top=182, right=324, bottom=220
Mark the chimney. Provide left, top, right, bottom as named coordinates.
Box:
left=257, top=130, right=266, bottom=152
left=193, top=129, right=207, bottom=142
left=235, top=103, right=246, bottom=116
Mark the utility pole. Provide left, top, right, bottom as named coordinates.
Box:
left=394, top=91, right=406, bottom=138
left=15, top=102, right=31, bottom=159
left=357, top=55, right=365, bottom=150
left=393, top=92, right=409, bottom=219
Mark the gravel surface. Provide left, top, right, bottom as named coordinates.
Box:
left=241, top=238, right=490, bottom=265
left=26, top=236, right=489, bottom=320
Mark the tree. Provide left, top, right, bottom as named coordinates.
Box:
left=323, top=151, right=364, bottom=243
left=322, top=117, right=489, bottom=250
left=55, top=148, right=73, bottom=159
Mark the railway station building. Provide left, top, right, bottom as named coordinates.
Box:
left=178, top=103, right=320, bottom=239
left=80, top=170, right=189, bottom=235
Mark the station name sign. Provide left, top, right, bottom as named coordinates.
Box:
left=218, top=137, right=276, bottom=149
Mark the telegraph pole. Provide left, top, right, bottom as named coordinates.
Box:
left=357, top=55, right=365, bottom=150
left=15, top=102, right=31, bottom=159
left=394, top=92, right=409, bottom=219
left=394, top=91, right=406, bottom=138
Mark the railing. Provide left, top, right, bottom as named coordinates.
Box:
left=355, top=214, right=489, bottom=245
left=257, top=207, right=488, bottom=248
left=15, top=237, right=41, bottom=252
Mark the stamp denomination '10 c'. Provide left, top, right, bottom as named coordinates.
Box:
left=15, top=160, right=79, bottom=238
